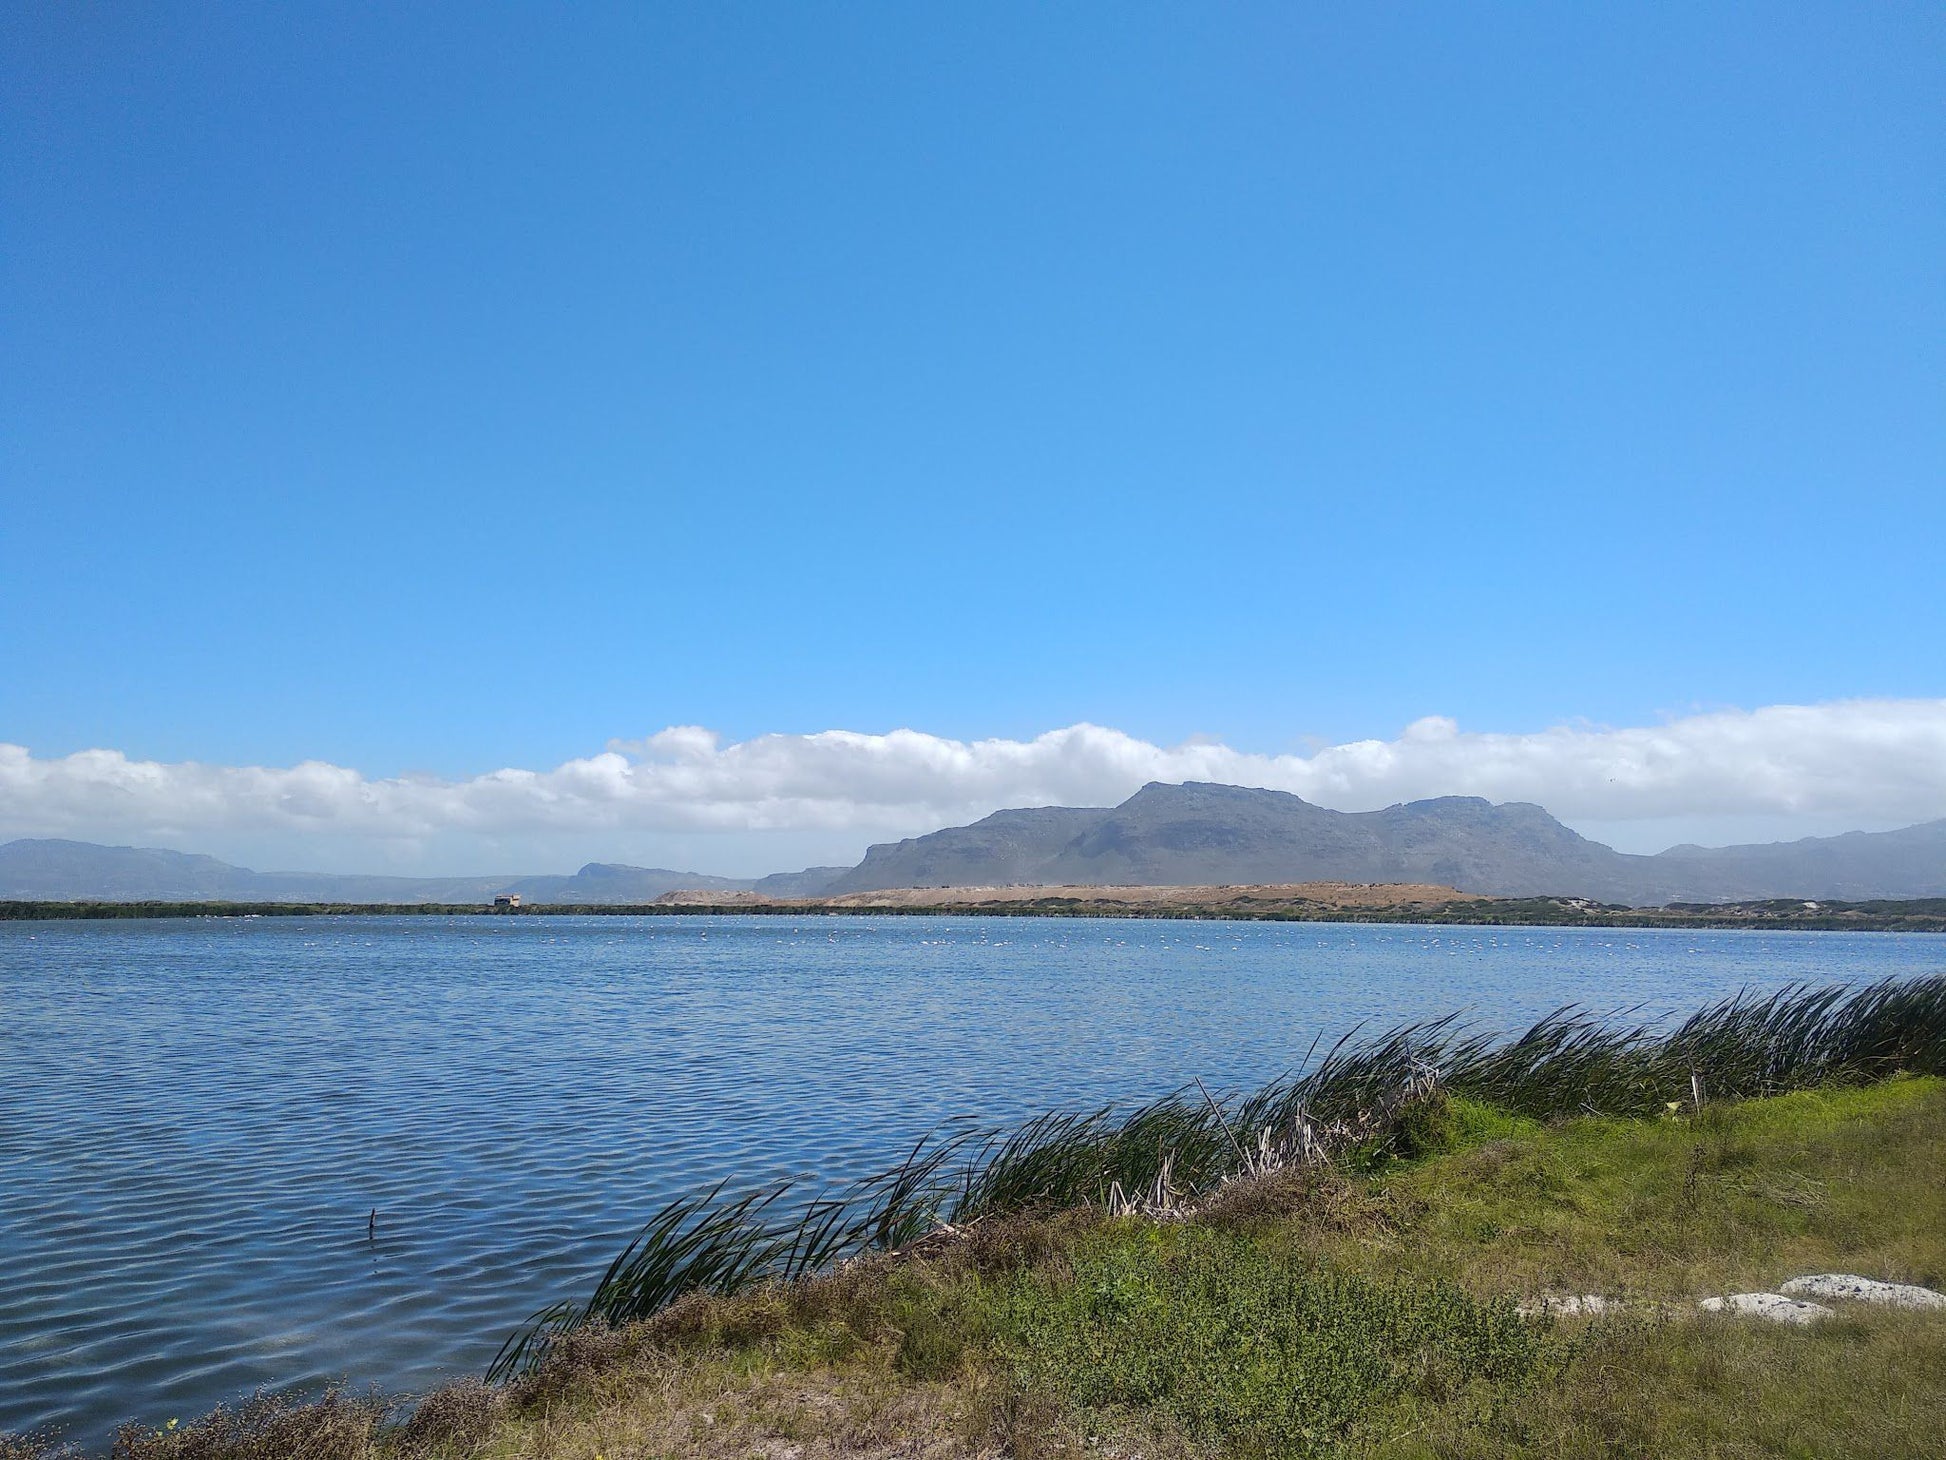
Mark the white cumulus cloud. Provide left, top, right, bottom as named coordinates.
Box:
left=3, top=699, right=1945, bottom=867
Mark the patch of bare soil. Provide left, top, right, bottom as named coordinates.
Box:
left=656, top=881, right=1484, bottom=913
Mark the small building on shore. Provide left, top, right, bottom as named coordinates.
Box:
left=492, top=893, right=522, bottom=909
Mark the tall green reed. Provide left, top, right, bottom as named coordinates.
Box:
left=491, top=972, right=1945, bottom=1379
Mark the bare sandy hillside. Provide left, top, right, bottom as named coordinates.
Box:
left=654, top=880, right=1485, bottom=911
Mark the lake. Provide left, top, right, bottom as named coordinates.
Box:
left=3, top=913, right=1941, bottom=1444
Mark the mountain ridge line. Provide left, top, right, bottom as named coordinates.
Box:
left=5, top=780, right=1945, bottom=905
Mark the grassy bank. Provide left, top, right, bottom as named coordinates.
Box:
left=10, top=980, right=1946, bottom=1459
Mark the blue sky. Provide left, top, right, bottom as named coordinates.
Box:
left=3, top=4, right=1943, bottom=871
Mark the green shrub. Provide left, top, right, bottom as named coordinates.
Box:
left=1391, top=1092, right=1462, bottom=1160
left=1447, top=1098, right=1542, bottom=1146
left=997, top=1229, right=1548, bottom=1456
left=893, top=1309, right=968, bottom=1380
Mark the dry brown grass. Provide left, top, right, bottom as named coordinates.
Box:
left=107, top=1389, right=386, bottom=1460
left=1191, top=1164, right=1391, bottom=1232
left=389, top=1383, right=506, bottom=1457
left=889, top=1209, right=1106, bottom=1283
left=461, top=1356, right=989, bottom=1459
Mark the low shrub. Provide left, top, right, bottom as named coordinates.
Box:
left=389, top=1381, right=504, bottom=1456
left=0, top=1433, right=82, bottom=1460
left=998, top=1228, right=1550, bottom=1456
left=108, top=1390, right=384, bottom=1460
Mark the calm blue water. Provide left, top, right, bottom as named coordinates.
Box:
left=2, top=914, right=1940, bottom=1445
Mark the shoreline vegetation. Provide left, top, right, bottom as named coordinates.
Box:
left=8, top=977, right=1945, bottom=1458
left=5, top=884, right=1946, bottom=931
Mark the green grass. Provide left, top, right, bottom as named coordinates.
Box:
left=1352, top=1308, right=1946, bottom=1459
left=1357, top=1077, right=1946, bottom=1302
left=994, top=1230, right=1549, bottom=1457
left=457, top=1074, right=1944, bottom=1458
left=56, top=1074, right=1946, bottom=1458
left=490, top=975, right=1946, bottom=1379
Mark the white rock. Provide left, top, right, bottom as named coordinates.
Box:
left=1779, top=1274, right=1946, bottom=1310
left=1698, top=1292, right=1834, bottom=1325
left=1518, top=1294, right=1613, bottom=1318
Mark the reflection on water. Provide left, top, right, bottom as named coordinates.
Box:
left=2, top=914, right=1939, bottom=1444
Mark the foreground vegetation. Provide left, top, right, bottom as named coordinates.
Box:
left=9, top=979, right=1945, bottom=1458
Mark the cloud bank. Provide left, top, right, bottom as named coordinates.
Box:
left=4, top=701, right=1945, bottom=864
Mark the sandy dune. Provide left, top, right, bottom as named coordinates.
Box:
left=654, top=881, right=1484, bottom=912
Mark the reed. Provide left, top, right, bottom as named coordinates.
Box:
left=491, top=972, right=1946, bottom=1380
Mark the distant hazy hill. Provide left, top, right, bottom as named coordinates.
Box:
left=826, top=782, right=1946, bottom=904
left=0, top=841, right=756, bottom=904
left=10, top=785, right=1946, bottom=905
left=825, top=806, right=1106, bottom=892
left=0, top=839, right=275, bottom=901
left=1649, top=819, right=1946, bottom=902
left=750, top=866, right=855, bottom=898
left=498, top=862, right=753, bottom=903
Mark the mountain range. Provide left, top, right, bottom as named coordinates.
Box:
left=827, top=782, right=1946, bottom=904
left=4, top=781, right=1945, bottom=905
left=0, top=838, right=849, bottom=905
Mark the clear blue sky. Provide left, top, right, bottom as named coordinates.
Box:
left=5, top=2, right=1942, bottom=782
